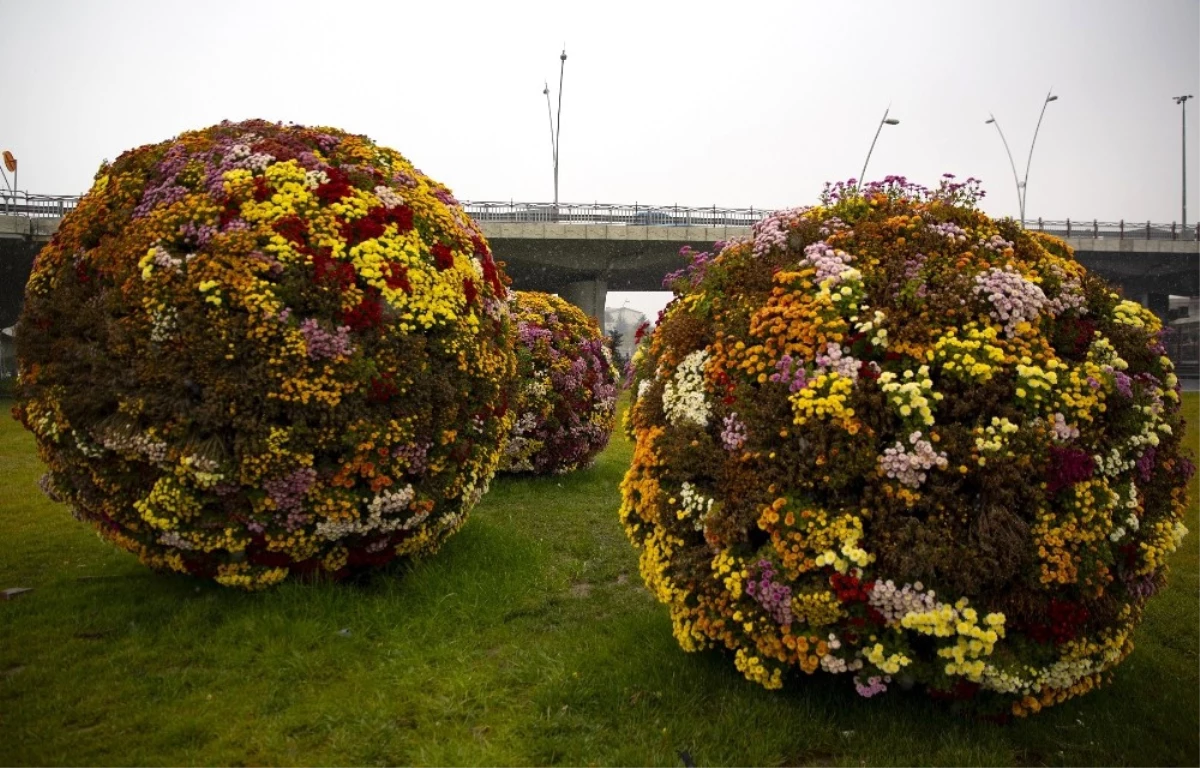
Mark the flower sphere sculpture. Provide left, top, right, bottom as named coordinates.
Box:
left=621, top=177, right=1194, bottom=716
left=15, top=120, right=517, bottom=589
left=500, top=291, right=619, bottom=474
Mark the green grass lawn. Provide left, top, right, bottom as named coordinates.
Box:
left=1, top=395, right=1197, bottom=767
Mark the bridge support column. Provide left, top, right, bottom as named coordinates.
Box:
left=1137, top=292, right=1171, bottom=325
left=561, top=279, right=607, bottom=328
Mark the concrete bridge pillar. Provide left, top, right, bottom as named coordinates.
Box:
left=561, top=278, right=607, bottom=328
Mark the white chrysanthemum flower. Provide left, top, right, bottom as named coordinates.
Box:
left=662, top=350, right=711, bottom=427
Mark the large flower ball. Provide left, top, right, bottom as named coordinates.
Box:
left=621, top=177, right=1194, bottom=716
left=499, top=291, right=619, bottom=474
left=15, top=120, right=517, bottom=589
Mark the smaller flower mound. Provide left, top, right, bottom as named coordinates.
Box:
left=499, top=291, right=619, bottom=474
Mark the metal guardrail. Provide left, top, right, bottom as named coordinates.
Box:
left=1026, top=218, right=1200, bottom=242
left=461, top=201, right=767, bottom=228
left=0, top=192, right=79, bottom=218
left=4, top=191, right=1200, bottom=240
left=466, top=203, right=1200, bottom=240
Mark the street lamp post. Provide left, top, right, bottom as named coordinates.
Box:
left=859, top=106, right=900, bottom=187
left=985, top=90, right=1058, bottom=227
left=1174, top=94, right=1193, bottom=228
left=985, top=114, right=1022, bottom=224
left=542, top=47, right=567, bottom=219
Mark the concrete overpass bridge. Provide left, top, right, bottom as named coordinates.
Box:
left=3, top=195, right=1198, bottom=331
left=464, top=203, right=1199, bottom=326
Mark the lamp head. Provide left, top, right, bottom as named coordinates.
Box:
left=1174, top=94, right=1195, bottom=104
left=883, top=118, right=900, bottom=125
left=985, top=118, right=995, bottom=124
left=560, top=48, right=567, bottom=62
left=1046, top=95, right=1059, bottom=103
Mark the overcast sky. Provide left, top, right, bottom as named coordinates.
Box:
left=2, top=0, right=1197, bottom=319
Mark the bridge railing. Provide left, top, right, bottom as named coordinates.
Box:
left=460, top=201, right=768, bottom=228
left=0, top=191, right=80, bottom=218
left=4, top=191, right=1200, bottom=240
left=1028, top=218, right=1200, bottom=241
left=462, top=203, right=1200, bottom=240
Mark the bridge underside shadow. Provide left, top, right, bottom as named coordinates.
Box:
left=1073, top=250, right=1198, bottom=297
left=491, top=237, right=699, bottom=323
left=492, top=237, right=697, bottom=294
left=492, top=235, right=1198, bottom=325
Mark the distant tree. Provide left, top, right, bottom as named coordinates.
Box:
left=607, top=329, right=628, bottom=370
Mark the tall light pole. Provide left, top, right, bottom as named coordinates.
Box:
left=543, top=47, right=567, bottom=215
left=1174, top=94, right=1193, bottom=228
left=985, top=115, right=1022, bottom=224
left=985, top=90, right=1058, bottom=227
left=859, top=106, right=900, bottom=187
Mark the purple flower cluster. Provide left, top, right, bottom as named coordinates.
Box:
left=393, top=441, right=432, bottom=475
left=930, top=221, right=968, bottom=243
left=973, top=267, right=1047, bottom=337
left=901, top=251, right=927, bottom=281
left=1051, top=413, right=1080, bottom=442
left=299, top=319, right=355, bottom=360
left=594, top=381, right=618, bottom=405
left=517, top=320, right=553, bottom=348
left=746, top=559, right=793, bottom=626
left=770, top=353, right=808, bottom=392
left=132, top=144, right=191, bottom=218
left=1151, top=327, right=1170, bottom=356
left=1135, top=447, right=1157, bottom=483
left=1045, top=276, right=1087, bottom=317
left=1135, top=372, right=1165, bottom=411
left=879, top=431, right=948, bottom=488
left=248, top=250, right=284, bottom=277
left=179, top=220, right=217, bottom=248
left=151, top=245, right=184, bottom=271
left=815, top=342, right=860, bottom=381
left=264, top=467, right=317, bottom=524
left=552, top=356, right=588, bottom=392
left=720, top=412, right=747, bottom=451
left=818, top=217, right=848, bottom=236
left=1112, top=370, right=1133, bottom=398
left=978, top=233, right=1014, bottom=253
left=818, top=174, right=985, bottom=208
left=1124, top=574, right=1160, bottom=600
left=800, top=241, right=854, bottom=285
left=751, top=207, right=808, bottom=259
left=854, top=675, right=890, bottom=698
left=821, top=175, right=932, bottom=205
left=868, top=579, right=937, bottom=624
left=663, top=245, right=716, bottom=290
